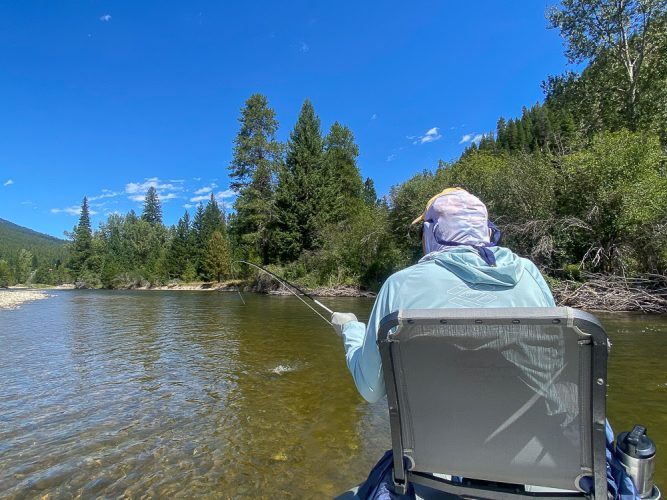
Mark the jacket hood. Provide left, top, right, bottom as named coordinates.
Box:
left=422, top=246, right=524, bottom=287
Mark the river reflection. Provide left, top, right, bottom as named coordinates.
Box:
left=0, top=291, right=665, bottom=497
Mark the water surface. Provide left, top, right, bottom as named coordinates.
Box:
left=0, top=291, right=665, bottom=497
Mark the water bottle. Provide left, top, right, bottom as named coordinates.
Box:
left=616, top=425, right=660, bottom=499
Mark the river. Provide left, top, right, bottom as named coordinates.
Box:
left=0, top=290, right=665, bottom=498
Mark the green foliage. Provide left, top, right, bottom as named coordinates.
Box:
left=0, top=218, right=68, bottom=282
left=0, top=259, right=13, bottom=287
left=228, top=94, right=283, bottom=265
left=17, top=248, right=33, bottom=284
left=272, top=99, right=326, bottom=262
left=546, top=0, right=667, bottom=135
left=141, top=186, right=163, bottom=225
left=69, top=197, right=93, bottom=274
left=560, top=130, right=667, bottom=271
left=205, top=230, right=232, bottom=282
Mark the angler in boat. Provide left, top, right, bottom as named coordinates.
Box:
left=331, top=188, right=658, bottom=499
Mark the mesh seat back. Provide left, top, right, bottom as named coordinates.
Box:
left=379, top=307, right=606, bottom=492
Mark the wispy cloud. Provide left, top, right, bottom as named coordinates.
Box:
left=189, top=189, right=236, bottom=204
left=99, top=14, right=112, bottom=22
left=298, top=41, right=309, bottom=53
left=193, top=183, right=217, bottom=195
left=413, top=127, right=442, bottom=145
left=371, top=113, right=377, bottom=120
left=3, top=179, right=13, bottom=186
left=89, top=190, right=121, bottom=201
left=125, top=177, right=183, bottom=203
left=386, top=154, right=396, bottom=162
left=184, top=203, right=193, bottom=209
left=216, top=189, right=236, bottom=199
left=51, top=206, right=98, bottom=216
left=459, top=133, right=484, bottom=145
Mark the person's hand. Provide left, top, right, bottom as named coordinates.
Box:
left=331, top=312, right=358, bottom=335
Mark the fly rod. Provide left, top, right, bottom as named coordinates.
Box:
left=237, top=260, right=333, bottom=325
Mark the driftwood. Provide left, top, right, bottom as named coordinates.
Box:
left=552, top=272, right=667, bottom=313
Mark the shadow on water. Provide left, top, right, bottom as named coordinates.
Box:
left=0, top=291, right=664, bottom=497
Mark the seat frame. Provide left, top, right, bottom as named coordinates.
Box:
left=377, top=307, right=608, bottom=500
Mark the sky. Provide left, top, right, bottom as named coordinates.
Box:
left=0, top=1, right=572, bottom=238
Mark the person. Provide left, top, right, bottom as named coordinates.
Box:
left=331, top=187, right=639, bottom=500
left=331, top=187, right=555, bottom=403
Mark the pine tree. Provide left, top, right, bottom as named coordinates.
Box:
left=141, top=187, right=163, bottom=225
left=167, top=210, right=193, bottom=279
left=521, top=107, right=535, bottom=151
left=205, top=230, right=231, bottom=282
left=496, top=117, right=508, bottom=150
left=272, top=99, right=325, bottom=262
left=229, top=94, right=283, bottom=264
left=507, top=119, right=519, bottom=152
left=0, top=259, right=12, bottom=288
left=70, top=197, right=93, bottom=273
left=363, top=177, right=378, bottom=206
left=202, top=193, right=226, bottom=239
left=323, top=122, right=364, bottom=222
left=17, top=248, right=33, bottom=284
left=192, top=203, right=206, bottom=276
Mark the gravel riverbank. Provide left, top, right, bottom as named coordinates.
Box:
left=0, top=290, right=51, bottom=310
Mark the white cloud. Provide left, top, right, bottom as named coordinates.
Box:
left=184, top=204, right=193, bottom=209
left=299, top=41, right=309, bottom=53
left=421, top=127, right=441, bottom=143
left=371, top=113, right=377, bottom=120
left=100, top=14, right=111, bottom=22
left=216, top=189, right=236, bottom=199
left=89, top=190, right=120, bottom=201
left=194, top=183, right=217, bottom=195
left=3, top=179, right=13, bottom=186
left=189, top=189, right=236, bottom=204
left=51, top=206, right=98, bottom=216
left=386, top=154, right=396, bottom=162
left=459, top=133, right=484, bottom=145
left=413, top=127, right=442, bottom=145
left=189, top=195, right=210, bottom=203
left=125, top=177, right=183, bottom=203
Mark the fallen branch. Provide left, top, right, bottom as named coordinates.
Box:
left=551, top=272, right=667, bottom=313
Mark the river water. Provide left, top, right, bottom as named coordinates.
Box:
left=0, top=290, right=665, bottom=498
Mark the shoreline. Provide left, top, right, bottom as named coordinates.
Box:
left=6, top=280, right=665, bottom=312
left=7, top=282, right=375, bottom=298
left=0, top=289, right=52, bottom=310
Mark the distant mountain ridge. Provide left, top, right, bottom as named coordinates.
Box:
left=0, top=218, right=66, bottom=262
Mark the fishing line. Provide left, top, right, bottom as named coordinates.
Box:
left=230, top=263, right=246, bottom=305
left=238, top=260, right=332, bottom=325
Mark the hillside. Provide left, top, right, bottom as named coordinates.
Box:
left=0, top=218, right=69, bottom=286
left=0, top=218, right=66, bottom=254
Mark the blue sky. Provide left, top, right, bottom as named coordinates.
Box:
left=0, top=1, right=571, bottom=238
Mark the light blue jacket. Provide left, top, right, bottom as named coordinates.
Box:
left=341, top=246, right=556, bottom=403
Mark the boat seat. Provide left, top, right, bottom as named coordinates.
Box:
left=378, top=307, right=608, bottom=500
